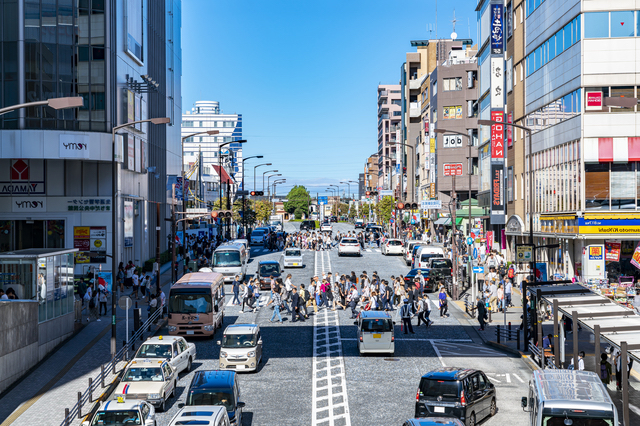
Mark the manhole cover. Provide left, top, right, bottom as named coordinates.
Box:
left=384, top=358, right=400, bottom=361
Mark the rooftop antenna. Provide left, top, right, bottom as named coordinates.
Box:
left=468, top=17, right=471, bottom=39
left=426, top=23, right=435, bottom=38
left=451, top=9, right=458, bottom=41
left=435, top=0, right=438, bottom=39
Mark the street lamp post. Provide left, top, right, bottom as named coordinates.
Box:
left=479, top=119, right=533, bottom=346
left=340, top=181, right=352, bottom=201
left=330, top=184, right=340, bottom=201
left=262, top=170, right=278, bottom=193
left=389, top=142, right=416, bottom=238
left=0, top=96, right=84, bottom=116
left=272, top=179, right=286, bottom=202
left=241, top=156, right=263, bottom=237
left=112, top=116, right=170, bottom=357
left=218, top=139, right=247, bottom=240
left=348, top=180, right=358, bottom=200
left=253, top=163, right=272, bottom=191
left=435, top=128, right=473, bottom=301
left=181, top=130, right=219, bottom=263
left=267, top=173, right=282, bottom=197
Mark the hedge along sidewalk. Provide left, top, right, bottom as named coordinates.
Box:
left=0, top=262, right=175, bottom=426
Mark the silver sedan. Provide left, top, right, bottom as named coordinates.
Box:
left=338, top=237, right=361, bottom=257
left=281, top=248, right=303, bottom=268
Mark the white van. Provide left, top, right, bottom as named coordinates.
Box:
left=354, top=311, right=394, bottom=355
left=232, top=239, right=250, bottom=261
left=521, top=370, right=618, bottom=426
left=415, top=246, right=445, bottom=269
left=212, top=243, right=248, bottom=283
left=404, top=240, right=422, bottom=265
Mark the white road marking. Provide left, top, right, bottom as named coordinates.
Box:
left=340, top=338, right=472, bottom=342
left=312, top=308, right=351, bottom=426
left=513, top=373, right=524, bottom=383
left=630, top=404, right=640, bottom=417
left=366, top=249, right=372, bottom=252
left=430, top=341, right=507, bottom=358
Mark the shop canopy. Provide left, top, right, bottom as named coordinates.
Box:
left=434, top=217, right=463, bottom=226
left=528, top=283, right=640, bottom=363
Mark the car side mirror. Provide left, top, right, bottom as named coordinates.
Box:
left=521, top=397, right=529, bottom=411
left=353, top=321, right=358, bottom=325
left=216, top=340, right=221, bottom=345
left=178, top=402, right=185, bottom=408
left=214, top=305, right=219, bottom=313
left=145, top=420, right=155, bottom=426
left=258, top=339, right=263, bottom=345
left=237, top=401, right=246, bottom=408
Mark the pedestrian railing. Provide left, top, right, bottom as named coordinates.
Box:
left=59, top=307, right=163, bottom=426
left=496, top=324, right=521, bottom=351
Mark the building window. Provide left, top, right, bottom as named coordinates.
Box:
left=527, top=15, right=581, bottom=77
left=223, top=121, right=235, bottom=127
left=585, top=11, right=640, bottom=39
left=443, top=106, right=462, bottom=120
left=182, top=121, right=193, bottom=127
left=525, top=88, right=581, bottom=133
left=527, top=0, right=545, bottom=17
left=443, top=78, right=462, bottom=91
left=507, top=167, right=514, bottom=202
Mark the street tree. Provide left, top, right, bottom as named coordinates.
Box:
left=254, top=200, right=273, bottom=224
left=376, top=196, right=395, bottom=223
left=284, top=185, right=311, bottom=219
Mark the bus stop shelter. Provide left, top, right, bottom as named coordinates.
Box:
left=528, top=283, right=640, bottom=426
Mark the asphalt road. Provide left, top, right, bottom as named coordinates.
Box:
left=148, top=222, right=531, bottom=426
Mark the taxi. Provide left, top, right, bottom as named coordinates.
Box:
left=134, top=335, right=197, bottom=375
left=82, top=397, right=157, bottom=426
left=113, top=358, right=177, bottom=412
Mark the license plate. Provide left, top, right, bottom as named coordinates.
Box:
left=293, top=263, right=299, bottom=266
left=373, top=333, right=382, bottom=339
left=433, top=406, right=445, bottom=413
left=186, top=330, right=194, bottom=335
left=236, top=364, right=245, bottom=370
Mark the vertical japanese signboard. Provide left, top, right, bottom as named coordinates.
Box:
left=491, top=163, right=505, bottom=224
left=490, top=111, right=504, bottom=159
left=490, top=4, right=504, bottom=54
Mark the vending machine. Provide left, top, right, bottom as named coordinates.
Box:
left=582, top=244, right=605, bottom=281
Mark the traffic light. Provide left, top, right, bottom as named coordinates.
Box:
left=370, top=190, right=378, bottom=196
left=250, top=191, right=264, bottom=196
left=211, top=210, right=232, bottom=219
left=409, top=203, right=418, bottom=210
left=396, top=202, right=405, bottom=210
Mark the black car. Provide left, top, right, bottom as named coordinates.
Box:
left=415, top=368, right=496, bottom=426
left=354, top=220, right=365, bottom=229
left=181, top=370, right=245, bottom=426
left=404, top=268, right=431, bottom=291
left=256, top=260, right=282, bottom=290
left=329, top=216, right=337, bottom=223
left=300, top=220, right=316, bottom=231
left=402, top=418, right=464, bottom=426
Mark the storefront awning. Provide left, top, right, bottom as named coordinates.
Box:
left=434, top=218, right=449, bottom=225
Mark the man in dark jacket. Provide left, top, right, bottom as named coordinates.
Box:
left=476, top=296, right=487, bottom=331
left=290, top=287, right=304, bottom=322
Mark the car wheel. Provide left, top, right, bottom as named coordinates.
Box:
left=159, top=397, right=166, bottom=413
left=186, top=357, right=192, bottom=373
left=172, top=382, right=177, bottom=398
left=466, top=411, right=476, bottom=426
left=490, top=398, right=497, bottom=416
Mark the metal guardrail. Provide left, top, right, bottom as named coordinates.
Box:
left=528, top=342, right=558, bottom=369
left=496, top=324, right=521, bottom=350
left=59, top=307, right=164, bottom=426
left=464, top=295, right=476, bottom=318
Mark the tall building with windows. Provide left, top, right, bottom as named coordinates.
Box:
left=364, top=154, right=379, bottom=194
left=0, top=0, right=181, bottom=280
left=181, top=101, right=243, bottom=205
left=377, top=85, right=401, bottom=190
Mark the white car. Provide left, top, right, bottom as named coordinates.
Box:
left=134, top=335, right=197, bottom=374
left=218, top=324, right=263, bottom=372
left=321, top=222, right=332, bottom=232
left=381, top=238, right=404, bottom=255
left=83, top=397, right=157, bottom=426
left=338, top=237, right=361, bottom=257
left=250, top=229, right=266, bottom=245
left=168, top=406, right=229, bottom=426
left=281, top=248, right=303, bottom=268
left=113, top=358, right=177, bottom=412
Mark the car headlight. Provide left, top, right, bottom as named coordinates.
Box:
left=148, top=393, right=161, bottom=399
left=168, top=326, right=176, bottom=332
left=203, top=325, right=214, bottom=331
left=247, top=351, right=255, bottom=357
left=221, top=351, right=228, bottom=358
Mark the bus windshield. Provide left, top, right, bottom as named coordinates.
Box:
left=169, top=290, right=213, bottom=314
left=213, top=251, right=241, bottom=267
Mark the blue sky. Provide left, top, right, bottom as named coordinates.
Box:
left=182, top=0, right=479, bottom=196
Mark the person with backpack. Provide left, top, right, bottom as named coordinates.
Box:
left=99, top=285, right=108, bottom=316
left=438, top=287, right=449, bottom=317
left=415, top=295, right=428, bottom=328
left=241, top=281, right=255, bottom=313
left=299, top=284, right=310, bottom=318
left=600, top=353, right=612, bottom=385
left=347, top=284, right=360, bottom=318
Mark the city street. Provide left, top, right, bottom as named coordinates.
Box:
left=150, top=222, right=531, bottom=426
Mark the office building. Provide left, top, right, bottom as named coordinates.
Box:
left=0, top=0, right=181, bottom=276
left=364, top=154, right=379, bottom=194
left=181, top=101, right=243, bottom=205
left=377, top=85, right=401, bottom=190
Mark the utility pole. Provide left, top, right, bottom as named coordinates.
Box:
left=451, top=174, right=458, bottom=300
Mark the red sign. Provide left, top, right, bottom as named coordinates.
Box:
left=586, top=91, right=603, bottom=110
left=507, top=113, right=513, bottom=148
left=424, top=119, right=429, bottom=133
left=11, top=159, right=29, bottom=180
left=443, top=163, right=463, bottom=176
left=605, top=241, right=621, bottom=262
left=490, top=111, right=505, bottom=159
left=487, top=231, right=494, bottom=251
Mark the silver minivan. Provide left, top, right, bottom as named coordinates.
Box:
left=217, top=324, right=263, bottom=372
left=212, top=243, right=247, bottom=282
left=354, top=311, right=395, bottom=355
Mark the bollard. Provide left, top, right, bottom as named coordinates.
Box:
left=497, top=325, right=501, bottom=344
left=488, top=306, right=492, bottom=323
left=508, top=322, right=512, bottom=341
left=77, top=392, right=83, bottom=418
left=65, top=408, right=70, bottom=426
left=517, top=331, right=521, bottom=351
left=88, top=378, right=93, bottom=402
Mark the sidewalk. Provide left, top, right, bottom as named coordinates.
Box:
left=452, top=289, right=640, bottom=424
left=0, top=263, right=178, bottom=426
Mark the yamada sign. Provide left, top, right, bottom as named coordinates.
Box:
left=59, top=135, right=90, bottom=159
